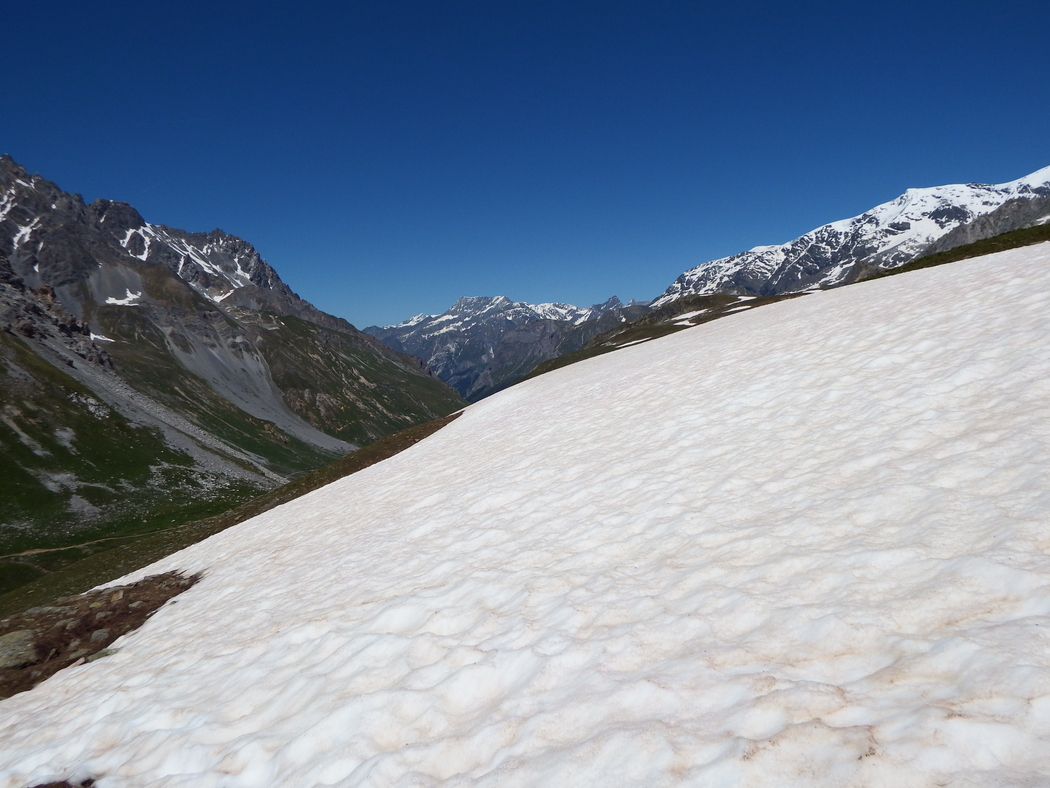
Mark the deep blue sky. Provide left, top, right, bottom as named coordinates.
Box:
left=4, top=1, right=1048, bottom=327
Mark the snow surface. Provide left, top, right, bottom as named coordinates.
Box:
left=670, top=309, right=708, bottom=322
left=3, top=244, right=1050, bottom=787
left=104, top=289, right=142, bottom=306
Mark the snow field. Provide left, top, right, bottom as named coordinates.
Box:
left=2, top=244, right=1050, bottom=786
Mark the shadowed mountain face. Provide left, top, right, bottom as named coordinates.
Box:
left=0, top=155, right=464, bottom=592
left=653, top=166, right=1050, bottom=306
left=364, top=295, right=650, bottom=401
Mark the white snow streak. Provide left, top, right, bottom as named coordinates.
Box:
left=104, top=289, right=142, bottom=306
left=671, top=309, right=710, bottom=322
left=11, top=217, right=41, bottom=248
left=3, top=244, right=1050, bottom=787
left=0, top=188, right=17, bottom=223
left=119, top=227, right=153, bottom=261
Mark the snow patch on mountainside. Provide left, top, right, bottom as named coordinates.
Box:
left=2, top=244, right=1050, bottom=786
left=377, top=295, right=622, bottom=333
left=103, top=288, right=142, bottom=306
left=115, top=223, right=263, bottom=302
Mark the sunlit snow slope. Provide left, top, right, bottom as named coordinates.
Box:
left=3, top=244, right=1050, bottom=787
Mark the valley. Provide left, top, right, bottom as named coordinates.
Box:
left=0, top=156, right=465, bottom=596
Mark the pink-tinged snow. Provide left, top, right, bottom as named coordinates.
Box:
left=3, top=244, right=1050, bottom=787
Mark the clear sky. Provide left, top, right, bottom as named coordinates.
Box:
left=4, top=0, right=1048, bottom=328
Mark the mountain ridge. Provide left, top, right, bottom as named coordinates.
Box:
left=0, top=155, right=464, bottom=595
left=365, top=164, right=1050, bottom=399
left=653, top=165, right=1050, bottom=305
left=364, top=294, right=648, bottom=401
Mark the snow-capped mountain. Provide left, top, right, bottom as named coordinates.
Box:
left=91, top=200, right=355, bottom=333
left=653, top=165, right=1050, bottom=306
left=4, top=241, right=1049, bottom=785
left=113, top=218, right=276, bottom=299
left=385, top=294, right=627, bottom=336
left=0, top=155, right=463, bottom=593
left=365, top=294, right=649, bottom=401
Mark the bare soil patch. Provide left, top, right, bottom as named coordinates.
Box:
left=0, top=571, right=198, bottom=701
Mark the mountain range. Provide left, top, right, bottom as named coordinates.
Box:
left=365, top=295, right=648, bottom=401
left=653, top=165, right=1050, bottom=305
left=4, top=158, right=1050, bottom=598
left=0, top=155, right=464, bottom=593
left=362, top=166, right=1050, bottom=396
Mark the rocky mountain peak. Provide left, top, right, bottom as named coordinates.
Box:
left=449, top=295, right=513, bottom=315
left=0, top=156, right=465, bottom=596
left=89, top=199, right=147, bottom=233
left=593, top=295, right=624, bottom=311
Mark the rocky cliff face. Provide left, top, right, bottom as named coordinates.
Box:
left=0, top=155, right=464, bottom=593
left=653, top=166, right=1050, bottom=306
left=365, top=295, right=649, bottom=401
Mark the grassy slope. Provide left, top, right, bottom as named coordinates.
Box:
left=2, top=266, right=463, bottom=599
left=99, top=304, right=340, bottom=477
left=257, top=315, right=466, bottom=445
left=0, top=330, right=264, bottom=595
left=0, top=412, right=461, bottom=617
left=98, top=262, right=464, bottom=468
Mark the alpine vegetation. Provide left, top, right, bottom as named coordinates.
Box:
left=2, top=241, right=1048, bottom=786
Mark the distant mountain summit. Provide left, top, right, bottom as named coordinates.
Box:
left=368, top=165, right=1050, bottom=401
left=0, top=154, right=464, bottom=592
left=365, top=295, right=648, bottom=401
left=653, top=165, right=1050, bottom=305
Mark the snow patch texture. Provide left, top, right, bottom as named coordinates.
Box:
left=3, top=244, right=1050, bottom=786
